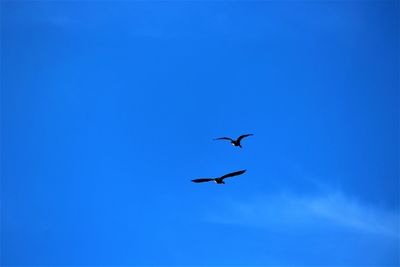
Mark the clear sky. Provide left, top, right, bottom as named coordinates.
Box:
left=1, top=1, right=399, bottom=266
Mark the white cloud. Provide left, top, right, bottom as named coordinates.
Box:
left=206, top=191, right=399, bottom=239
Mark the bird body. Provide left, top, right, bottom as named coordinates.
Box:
left=191, top=170, right=246, bottom=184
left=214, top=178, right=225, bottom=184
left=214, top=134, right=253, bottom=148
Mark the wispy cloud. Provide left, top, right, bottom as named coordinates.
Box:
left=206, top=190, right=399, bottom=239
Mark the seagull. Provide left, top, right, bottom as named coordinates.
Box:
left=214, top=134, right=253, bottom=148
left=191, top=170, right=246, bottom=184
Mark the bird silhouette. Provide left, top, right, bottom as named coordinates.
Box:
left=214, top=134, right=253, bottom=148
left=191, top=170, right=246, bottom=184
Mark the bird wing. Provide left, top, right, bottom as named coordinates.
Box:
left=214, top=137, right=233, bottom=141
left=237, top=134, right=253, bottom=142
left=220, top=169, right=246, bottom=179
left=191, top=178, right=215, bottom=183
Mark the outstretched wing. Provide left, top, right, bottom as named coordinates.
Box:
left=191, top=178, right=215, bottom=183
left=220, top=169, right=246, bottom=179
left=237, top=134, right=253, bottom=142
left=214, top=137, right=233, bottom=141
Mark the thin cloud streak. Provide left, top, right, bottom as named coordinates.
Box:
left=206, top=190, right=399, bottom=239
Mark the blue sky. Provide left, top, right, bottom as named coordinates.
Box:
left=1, top=1, right=399, bottom=266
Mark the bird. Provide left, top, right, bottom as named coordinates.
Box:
left=191, top=170, right=246, bottom=184
left=214, top=134, right=253, bottom=148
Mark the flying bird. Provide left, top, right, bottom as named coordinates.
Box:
left=191, top=170, right=246, bottom=184
left=214, top=134, right=253, bottom=148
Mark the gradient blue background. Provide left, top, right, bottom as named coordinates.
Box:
left=1, top=1, right=399, bottom=266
